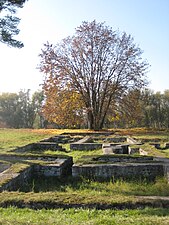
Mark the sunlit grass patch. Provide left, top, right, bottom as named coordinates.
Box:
left=0, top=129, right=54, bottom=152
left=0, top=207, right=169, bottom=225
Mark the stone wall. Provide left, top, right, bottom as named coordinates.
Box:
left=34, top=157, right=73, bottom=177
left=93, top=155, right=154, bottom=163
left=0, top=156, right=73, bottom=191
left=70, top=143, right=102, bottom=150
left=105, top=136, right=127, bottom=143
left=0, top=166, right=33, bottom=191
left=72, top=162, right=164, bottom=181
left=14, top=142, right=65, bottom=153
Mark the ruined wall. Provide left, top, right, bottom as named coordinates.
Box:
left=34, top=157, right=73, bottom=177
left=70, top=143, right=102, bottom=150
left=72, top=163, right=164, bottom=181
left=0, top=166, right=33, bottom=192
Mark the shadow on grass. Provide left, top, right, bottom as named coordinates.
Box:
left=19, top=175, right=169, bottom=197
left=20, top=176, right=90, bottom=192
left=138, top=207, right=169, bottom=217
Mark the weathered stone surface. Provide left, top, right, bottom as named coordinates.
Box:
left=70, top=143, right=102, bottom=150
left=102, top=144, right=129, bottom=154
left=128, top=147, right=140, bottom=154
left=70, top=136, right=102, bottom=150
left=0, top=163, right=11, bottom=173
left=34, top=157, right=73, bottom=177
left=93, top=155, right=154, bottom=163
left=33, top=142, right=64, bottom=151
left=41, top=135, right=71, bottom=144
left=72, top=163, right=164, bottom=181
left=0, top=154, right=73, bottom=191
left=14, top=142, right=65, bottom=152
left=0, top=166, right=33, bottom=192
left=105, top=136, right=127, bottom=143
left=127, top=137, right=142, bottom=145
left=62, top=132, right=114, bottom=136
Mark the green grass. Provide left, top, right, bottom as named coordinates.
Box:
left=0, top=207, right=169, bottom=225
left=0, top=129, right=54, bottom=153
left=1, top=128, right=169, bottom=224
left=19, top=176, right=169, bottom=197
left=0, top=177, right=169, bottom=206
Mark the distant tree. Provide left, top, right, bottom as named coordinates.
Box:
left=0, top=0, right=27, bottom=48
left=32, top=90, right=45, bottom=128
left=0, top=90, right=41, bottom=128
left=0, top=92, right=19, bottom=128
left=39, top=21, right=149, bottom=130
left=17, top=89, right=35, bottom=128
left=141, top=89, right=169, bottom=129
left=163, top=90, right=169, bottom=128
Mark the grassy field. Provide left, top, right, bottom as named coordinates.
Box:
left=0, top=128, right=169, bottom=224
left=1, top=207, right=169, bottom=225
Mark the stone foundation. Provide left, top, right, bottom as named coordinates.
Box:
left=0, top=166, right=33, bottom=192
left=14, top=142, right=65, bottom=152
left=0, top=155, right=73, bottom=192
left=72, top=155, right=164, bottom=181
left=72, top=162, right=164, bottom=181
left=34, top=157, right=73, bottom=177
left=70, top=143, right=102, bottom=150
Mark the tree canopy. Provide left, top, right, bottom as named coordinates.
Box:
left=0, top=0, right=27, bottom=48
left=39, top=20, right=149, bottom=130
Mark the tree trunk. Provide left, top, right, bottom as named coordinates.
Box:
left=87, top=111, right=94, bottom=129
left=87, top=111, right=104, bottom=130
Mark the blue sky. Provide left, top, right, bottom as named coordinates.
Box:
left=0, top=0, right=169, bottom=93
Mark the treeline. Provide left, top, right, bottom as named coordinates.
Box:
left=0, top=89, right=169, bottom=129
left=108, top=89, right=169, bottom=129
left=0, top=90, right=44, bottom=128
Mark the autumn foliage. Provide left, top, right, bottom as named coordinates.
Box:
left=39, top=21, right=149, bottom=130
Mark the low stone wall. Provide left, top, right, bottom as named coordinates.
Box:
left=0, top=166, right=33, bottom=192
left=70, top=143, right=102, bottom=150
left=149, top=142, right=169, bottom=150
left=14, top=142, right=65, bottom=153
left=72, top=163, right=164, bottom=181
left=102, top=143, right=129, bottom=154
left=93, top=155, right=154, bottom=163
left=127, top=137, right=142, bottom=145
left=72, top=155, right=163, bottom=181
left=34, top=157, right=73, bottom=177
left=33, top=142, right=64, bottom=151
left=0, top=154, right=70, bottom=162
left=105, top=136, right=127, bottom=143
left=70, top=135, right=102, bottom=150
left=41, top=135, right=71, bottom=144
left=0, top=155, right=73, bottom=191
left=62, top=132, right=114, bottom=136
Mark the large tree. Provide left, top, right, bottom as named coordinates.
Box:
left=0, top=0, right=27, bottom=48
left=39, top=21, right=149, bottom=130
